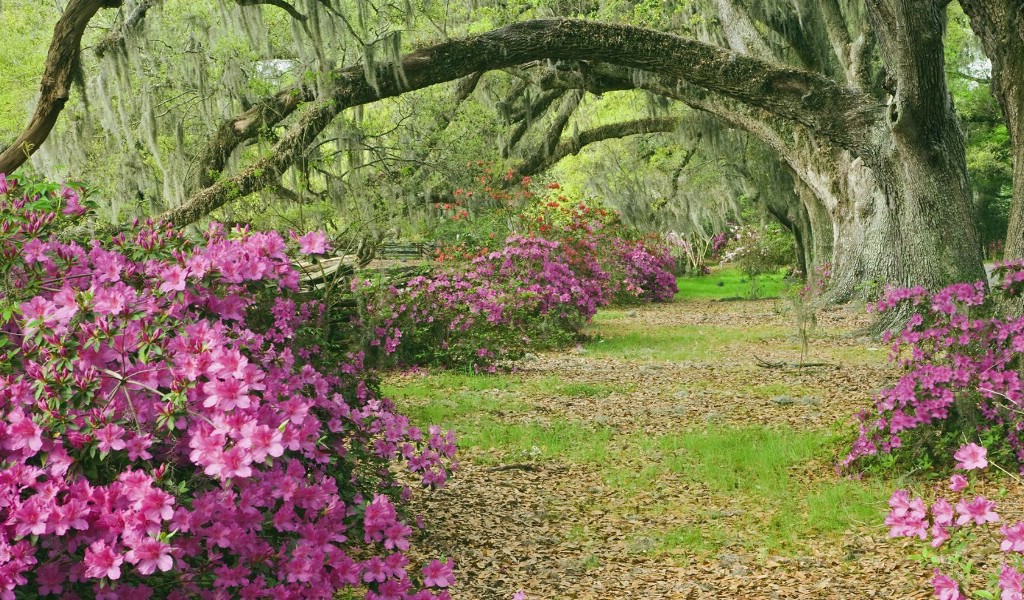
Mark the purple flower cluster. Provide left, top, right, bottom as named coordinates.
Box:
left=611, top=240, right=678, bottom=303
left=0, top=181, right=455, bottom=598
left=844, top=264, right=1024, bottom=469
left=359, top=235, right=609, bottom=369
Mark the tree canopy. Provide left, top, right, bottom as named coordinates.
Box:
left=0, top=0, right=1019, bottom=300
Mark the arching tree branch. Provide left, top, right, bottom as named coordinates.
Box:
left=163, top=18, right=879, bottom=226
left=519, top=116, right=683, bottom=176
left=95, top=0, right=158, bottom=59
left=236, top=0, right=307, bottom=22
left=516, top=89, right=582, bottom=174
left=502, top=89, right=563, bottom=156
left=0, top=0, right=123, bottom=176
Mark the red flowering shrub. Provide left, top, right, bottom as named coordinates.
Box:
left=0, top=178, right=455, bottom=598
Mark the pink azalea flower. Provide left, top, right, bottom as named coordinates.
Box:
left=158, top=265, right=188, bottom=294
left=949, top=473, right=969, bottom=492
left=94, top=423, right=127, bottom=453
left=513, top=592, right=526, bottom=600
left=84, top=540, right=124, bottom=580
left=126, top=434, right=154, bottom=461
left=932, top=570, right=962, bottom=600
left=953, top=443, right=988, bottom=470
left=362, top=557, right=387, bottom=583
left=1000, top=564, right=1024, bottom=600
left=955, top=496, right=999, bottom=526
left=297, top=231, right=329, bottom=255
left=4, top=408, right=43, bottom=454
left=932, top=498, right=954, bottom=526
left=61, top=186, right=86, bottom=216
left=1002, top=522, right=1024, bottom=553
left=422, top=559, right=455, bottom=588
left=125, top=538, right=173, bottom=575
left=930, top=523, right=949, bottom=548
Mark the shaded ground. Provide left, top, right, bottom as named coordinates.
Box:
left=389, top=291, right=948, bottom=599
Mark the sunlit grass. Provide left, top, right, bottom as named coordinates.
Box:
left=676, top=267, right=792, bottom=301
left=611, top=427, right=893, bottom=553
left=653, top=427, right=825, bottom=495
left=584, top=323, right=787, bottom=361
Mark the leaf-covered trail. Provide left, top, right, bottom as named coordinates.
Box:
left=392, top=299, right=936, bottom=599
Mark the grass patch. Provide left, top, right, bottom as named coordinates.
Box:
left=609, top=427, right=892, bottom=553
left=457, top=419, right=614, bottom=463
left=584, top=323, right=786, bottom=361
left=803, top=480, right=892, bottom=533
left=676, top=267, right=791, bottom=301
left=657, top=524, right=728, bottom=554
left=381, top=372, right=522, bottom=400
left=735, top=381, right=816, bottom=399
left=655, top=427, right=824, bottom=495
left=531, top=379, right=627, bottom=397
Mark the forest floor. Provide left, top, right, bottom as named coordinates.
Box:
left=385, top=272, right=995, bottom=599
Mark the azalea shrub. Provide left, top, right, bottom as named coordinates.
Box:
left=844, top=261, right=1024, bottom=472
left=516, top=184, right=677, bottom=304
left=0, top=178, right=456, bottom=599
left=349, top=177, right=677, bottom=370
left=354, top=235, right=607, bottom=370
left=885, top=444, right=1024, bottom=599
left=719, top=224, right=795, bottom=297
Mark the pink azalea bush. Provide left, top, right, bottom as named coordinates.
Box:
left=0, top=178, right=455, bottom=598
left=612, top=239, right=678, bottom=303
left=886, top=445, right=1024, bottom=599
left=350, top=181, right=679, bottom=370
left=845, top=261, right=1024, bottom=470
left=355, top=235, right=608, bottom=370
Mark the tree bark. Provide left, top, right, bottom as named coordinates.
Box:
left=517, top=90, right=582, bottom=175
left=0, top=0, right=123, bottom=176
left=854, top=0, right=987, bottom=295
left=959, top=0, right=1024, bottom=259
left=95, top=0, right=158, bottom=59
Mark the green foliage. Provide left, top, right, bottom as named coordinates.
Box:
left=945, top=3, right=1013, bottom=256
left=675, top=267, right=790, bottom=300
left=0, top=2, right=54, bottom=138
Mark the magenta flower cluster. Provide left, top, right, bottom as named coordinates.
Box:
left=355, top=230, right=678, bottom=369
left=358, top=235, right=609, bottom=369
left=0, top=182, right=455, bottom=598
left=844, top=262, right=1024, bottom=468
left=886, top=444, right=1024, bottom=600
left=611, top=240, right=678, bottom=303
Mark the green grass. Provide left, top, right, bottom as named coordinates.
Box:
left=383, top=372, right=629, bottom=402
left=384, top=367, right=892, bottom=557
left=655, top=524, right=728, bottom=554
left=584, top=322, right=786, bottom=361
left=607, top=427, right=893, bottom=553
left=653, top=427, right=825, bottom=495
left=385, top=372, right=616, bottom=463
left=676, top=267, right=791, bottom=301
left=456, top=419, right=614, bottom=463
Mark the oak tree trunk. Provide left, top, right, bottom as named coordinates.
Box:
left=959, top=0, right=1024, bottom=259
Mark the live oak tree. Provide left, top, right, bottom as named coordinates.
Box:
left=1, top=0, right=1016, bottom=302
left=959, top=0, right=1024, bottom=259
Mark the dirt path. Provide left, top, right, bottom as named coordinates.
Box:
left=395, top=300, right=939, bottom=599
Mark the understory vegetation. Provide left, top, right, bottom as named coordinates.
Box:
left=2, top=0, right=1024, bottom=597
